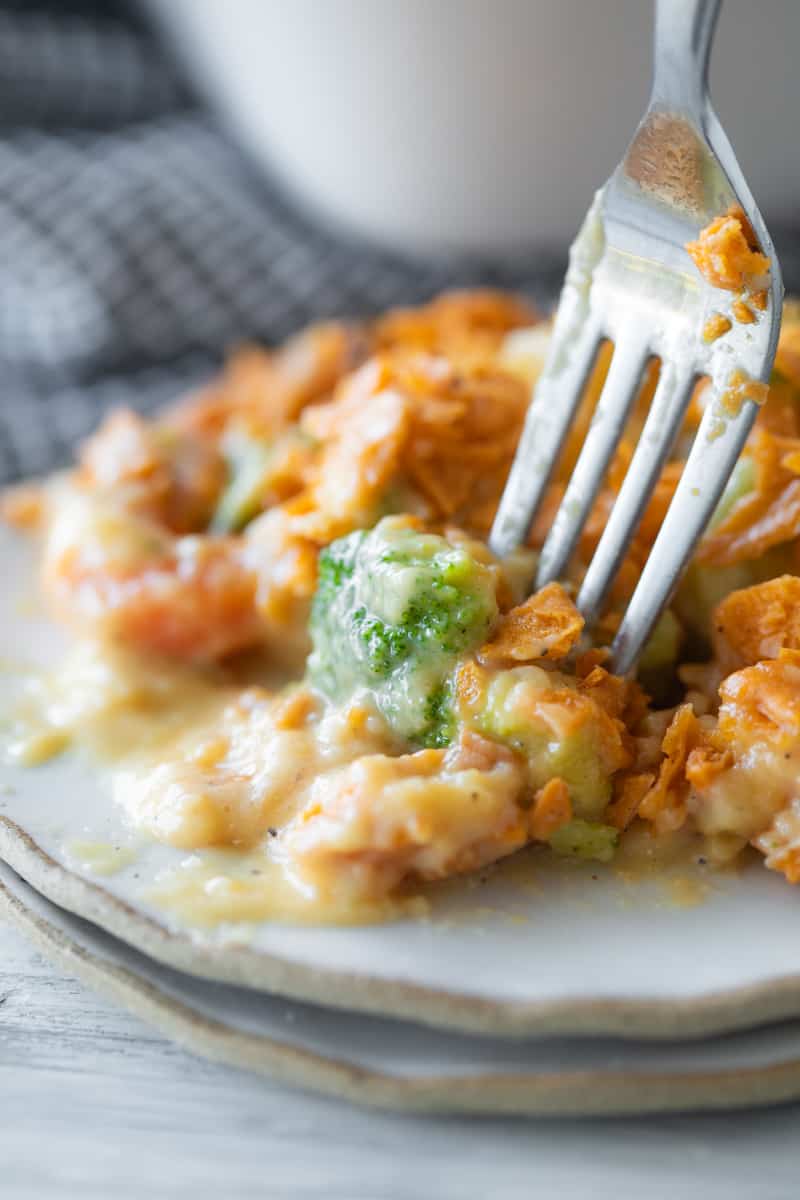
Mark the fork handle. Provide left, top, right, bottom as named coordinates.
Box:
left=651, top=0, right=721, bottom=111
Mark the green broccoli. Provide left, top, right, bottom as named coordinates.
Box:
left=674, top=454, right=794, bottom=647
left=477, top=666, right=617, bottom=819
left=707, top=455, right=755, bottom=533
left=306, top=518, right=498, bottom=745
left=548, top=819, right=619, bottom=863
left=211, top=426, right=314, bottom=534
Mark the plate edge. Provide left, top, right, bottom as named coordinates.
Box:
left=4, top=814, right=800, bottom=1042
left=6, top=867, right=800, bottom=1117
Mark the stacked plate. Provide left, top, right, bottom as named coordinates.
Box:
left=4, top=523, right=800, bottom=1117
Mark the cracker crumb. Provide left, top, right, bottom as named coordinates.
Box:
left=732, top=298, right=755, bottom=325
left=686, top=205, right=769, bottom=292
left=703, top=312, right=732, bottom=343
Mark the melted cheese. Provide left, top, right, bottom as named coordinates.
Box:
left=150, top=848, right=428, bottom=926
left=65, top=840, right=138, bottom=877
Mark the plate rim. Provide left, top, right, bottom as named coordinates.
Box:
left=6, top=860, right=800, bottom=1117
left=5, top=814, right=800, bottom=1042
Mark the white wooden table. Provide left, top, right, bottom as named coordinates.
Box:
left=1, top=913, right=798, bottom=1200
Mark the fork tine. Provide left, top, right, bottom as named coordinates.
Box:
left=535, top=333, right=651, bottom=588
left=577, top=361, right=696, bottom=623
left=611, top=390, right=761, bottom=675
left=488, top=315, right=602, bottom=559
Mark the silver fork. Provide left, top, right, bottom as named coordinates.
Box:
left=489, top=0, right=782, bottom=674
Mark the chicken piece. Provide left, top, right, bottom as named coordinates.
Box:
left=283, top=737, right=528, bottom=900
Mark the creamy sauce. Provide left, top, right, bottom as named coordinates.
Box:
left=5, top=641, right=231, bottom=764
left=7, top=726, right=70, bottom=766
left=612, top=825, right=715, bottom=908
left=151, top=848, right=428, bottom=927
left=65, top=839, right=139, bottom=877
left=4, top=642, right=721, bottom=926
left=667, top=875, right=710, bottom=909
left=3, top=641, right=438, bottom=924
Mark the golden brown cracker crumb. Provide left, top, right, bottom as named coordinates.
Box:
left=732, top=298, right=756, bottom=325
left=718, top=368, right=769, bottom=418
left=686, top=205, right=769, bottom=292
left=703, top=312, right=732, bottom=343
left=529, top=778, right=572, bottom=841
left=478, top=582, right=584, bottom=665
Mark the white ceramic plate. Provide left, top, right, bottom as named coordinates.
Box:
left=8, top=858, right=800, bottom=1116
left=3, top=523, right=800, bottom=1041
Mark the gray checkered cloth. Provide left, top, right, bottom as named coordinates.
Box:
left=3, top=2, right=798, bottom=486
left=0, top=2, right=568, bottom=485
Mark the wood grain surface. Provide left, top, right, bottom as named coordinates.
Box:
left=1, top=910, right=798, bottom=1200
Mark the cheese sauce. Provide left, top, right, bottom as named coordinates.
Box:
left=7, top=282, right=799, bottom=925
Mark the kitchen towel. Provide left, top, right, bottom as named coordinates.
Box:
left=2, top=0, right=798, bottom=486
left=0, top=0, right=568, bottom=484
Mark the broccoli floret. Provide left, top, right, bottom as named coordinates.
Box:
left=307, top=518, right=498, bottom=745
left=211, top=426, right=314, bottom=534
left=549, top=819, right=619, bottom=863
left=315, top=529, right=362, bottom=603
left=210, top=429, right=274, bottom=534
left=478, top=666, right=615, bottom=820
left=419, top=680, right=457, bottom=749
left=675, top=545, right=796, bottom=645
left=707, top=455, right=755, bottom=533
left=673, top=454, right=793, bottom=648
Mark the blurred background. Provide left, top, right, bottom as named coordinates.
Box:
left=1, top=0, right=799, bottom=486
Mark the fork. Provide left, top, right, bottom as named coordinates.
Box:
left=489, top=0, right=782, bottom=674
